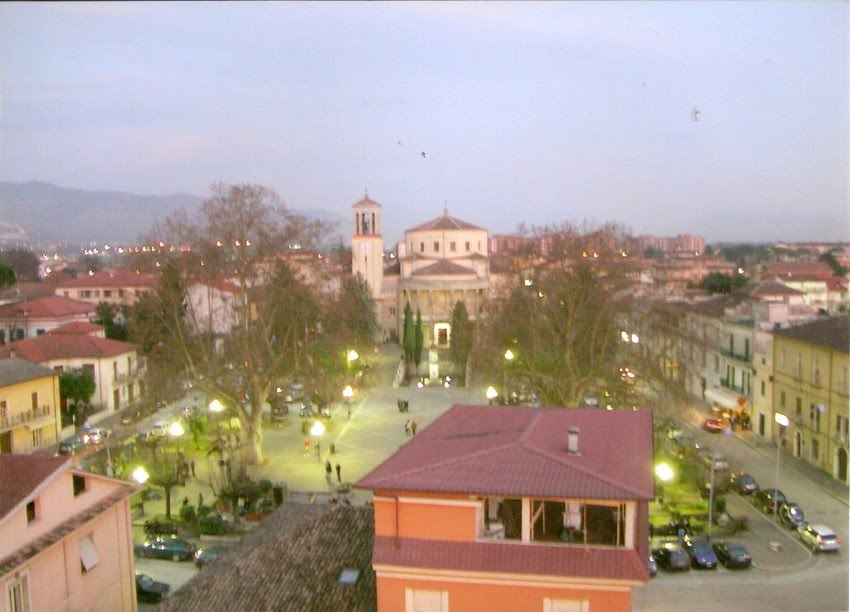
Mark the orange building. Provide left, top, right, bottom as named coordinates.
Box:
left=356, top=405, right=654, bottom=612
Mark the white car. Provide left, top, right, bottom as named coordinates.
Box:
left=797, top=524, right=840, bottom=553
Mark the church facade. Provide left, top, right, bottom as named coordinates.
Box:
left=350, top=193, right=490, bottom=348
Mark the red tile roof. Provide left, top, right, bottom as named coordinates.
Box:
left=408, top=213, right=483, bottom=233
left=54, top=269, right=158, bottom=289
left=0, top=296, right=95, bottom=319
left=0, top=334, right=137, bottom=362
left=48, top=321, right=104, bottom=335
left=373, top=536, right=649, bottom=583
left=0, top=454, right=69, bottom=521
left=356, top=405, right=654, bottom=500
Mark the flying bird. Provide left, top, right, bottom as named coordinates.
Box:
left=690, top=107, right=700, bottom=122
left=421, top=151, right=426, bottom=158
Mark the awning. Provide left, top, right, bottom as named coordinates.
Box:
left=705, top=388, right=745, bottom=410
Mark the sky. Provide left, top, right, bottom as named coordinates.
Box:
left=1, top=1, right=847, bottom=245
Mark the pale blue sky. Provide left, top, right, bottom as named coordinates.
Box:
left=1, top=1, right=847, bottom=244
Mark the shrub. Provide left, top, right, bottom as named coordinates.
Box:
left=179, top=504, right=196, bottom=523
left=714, top=496, right=727, bottom=514
left=197, top=504, right=212, bottom=518
left=257, top=479, right=272, bottom=495
left=198, top=515, right=227, bottom=535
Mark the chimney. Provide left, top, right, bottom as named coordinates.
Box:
left=567, top=426, right=580, bottom=456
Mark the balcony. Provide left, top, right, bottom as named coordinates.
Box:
left=115, top=367, right=146, bottom=385
left=0, top=405, right=55, bottom=433
left=720, top=348, right=751, bottom=363
left=720, top=378, right=746, bottom=395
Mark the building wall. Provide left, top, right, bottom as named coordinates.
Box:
left=0, top=471, right=136, bottom=611
left=47, top=349, right=140, bottom=415
left=0, top=373, right=60, bottom=453
left=376, top=572, right=633, bottom=612
left=374, top=495, right=478, bottom=541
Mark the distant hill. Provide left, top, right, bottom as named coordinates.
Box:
left=0, top=181, right=344, bottom=247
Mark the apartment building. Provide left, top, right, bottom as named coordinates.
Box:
left=0, top=359, right=61, bottom=454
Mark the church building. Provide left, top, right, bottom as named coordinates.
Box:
left=351, top=193, right=490, bottom=349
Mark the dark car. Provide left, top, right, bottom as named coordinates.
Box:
left=299, top=397, right=314, bottom=417
left=711, top=541, right=752, bottom=569
left=194, top=545, right=228, bottom=569
left=648, top=553, right=658, bottom=577
left=754, top=488, right=786, bottom=514
left=730, top=472, right=760, bottom=495
left=135, top=572, right=170, bottom=603
left=135, top=536, right=196, bottom=561
left=652, top=542, right=691, bottom=572
left=777, top=502, right=806, bottom=529
left=702, top=418, right=726, bottom=433
left=683, top=536, right=718, bottom=569
left=57, top=436, right=86, bottom=455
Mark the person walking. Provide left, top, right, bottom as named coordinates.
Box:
left=335, top=463, right=342, bottom=483
left=190, top=459, right=196, bottom=477
left=304, top=437, right=311, bottom=455
left=315, top=440, right=321, bottom=458
left=404, top=420, right=410, bottom=435
left=325, top=460, right=332, bottom=477
left=411, top=420, right=418, bottom=436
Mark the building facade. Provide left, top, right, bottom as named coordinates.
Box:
left=0, top=454, right=137, bottom=611
left=54, top=269, right=159, bottom=307
left=357, top=405, right=654, bottom=612
left=0, top=296, right=95, bottom=343
left=0, top=359, right=61, bottom=454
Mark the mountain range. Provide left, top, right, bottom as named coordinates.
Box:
left=0, top=181, right=345, bottom=247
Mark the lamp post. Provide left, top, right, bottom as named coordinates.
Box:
left=654, top=462, right=674, bottom=512
left=347, top=349, right=359, bottom=378
left=708, top=453, right=717, bottom=539
left=503, top=349, right=515, bottom=402
left=774, top=412, right=789, bottom=524
left=132, top=466, right=150, bottom=516
left=310, top=420, right=325, bottom=459
left=485, top=386, right=498, bottom=406
left=342, top=385, right=353, bottom=418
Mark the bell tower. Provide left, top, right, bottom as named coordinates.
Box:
left=351, top=190, right=384, bottom=299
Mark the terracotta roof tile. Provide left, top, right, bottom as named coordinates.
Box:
left=48, top=321, right=104, bottom=335
left=160, top=503, right=376, bottom=612
left=411, top=260, right=476, bottom=277
left=0, top=334, right=137, bottom=362
left=356, top=405, right=654, bottom=501
left=408, top=213, right=483, bottom=233
left=373, top=536, right=649, bottom=583
left=0, top=454, right=69, bottom=521
left=0, top=296, right=95, bottom=319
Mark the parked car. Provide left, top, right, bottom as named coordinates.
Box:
left=57, top=436, right=87, bottom=455
left=82, top=428, right=110, bottom=445
left=683, top=536, right=718, bottom=569
left=730, top=472, right=760, bottom=495
left=299, top=398, right=314, bottom=417
left=711, top=541, right=752, bottom=569
left=195, top=545, right=228, bottom=569
left=135, top=536, right=196, bottom=561
left=754, top=488, right=786, bottom=514
left=135, top=572, right=170, bottom=603
left=699, top=450, right=729, bottom=471
left=777, top=502, right=807, bottom=529
left=651, top=542, right=691, bottom=572
left=702, top=418, right=726, bottom=433
left=797, top=524, right=841, bottom=553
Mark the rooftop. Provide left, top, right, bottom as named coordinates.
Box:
left=0, top=295, right=95, bottom=319
left=0, top=334, right=137, bottom=362
left=773, top=315, right=850, bottom=354
left=0, top=358, right=56, bottom=387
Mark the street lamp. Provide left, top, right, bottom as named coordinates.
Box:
left=654, top=462, right=674, bottom=511
left=503, top=349, right=515, bottom=402
left=208, top=399, right=224, bottom=414
left=774, top=412, right=790, bottom=524
left=310, top=420, right=325, bottom=458
left=485, top=386, right=498, bottom=405
left=132, top=466, right=150, bottom=485
left=342, top=385, right=353, bottom=418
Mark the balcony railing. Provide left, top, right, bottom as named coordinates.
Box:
left=0, top=405, right=54, bottom=433
left=720, top=348, right=751, bottom=363
left=719, top=378, right=746, bottom=394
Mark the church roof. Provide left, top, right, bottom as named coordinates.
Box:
left=407, top=209, right=483, bottom=232
left=352, top=190, right=381, bottom=209
left=411, top=260, right=476, bottom=276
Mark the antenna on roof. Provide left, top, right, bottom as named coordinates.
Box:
left=364, top=188, right=369, bottom=198
left=443, top=201, right=448, bottom=216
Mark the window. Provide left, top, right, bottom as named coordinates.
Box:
left=433, top=241, right=439, bottom=252
left=450, top=241, right=456, bottom=252
left=80, top=290, right=92, bottom=298
left=405, top=589, right=448, bottom=612
left=812, top=359, right=820, bottom=385
left=104, top=290, right=112, bottom=297
left=26, top=500, right=36, bottom=523
left=31, top=393, right=38, bottom=412
left=465, top=241, right=470, bottom=251
left=795, top=397, right=802, bottom=420
left=79, top=535, right=100, bottom=573
left=780, top=349, right=786, bottom=366
left=73, top=474, right=87, bottom=496
left=780, top=391, right=786, bottom=407
left=761, top=380, right=765, bottom=397
left=811, top=439, right=819, bottom=461
left=7, top=574, right=29, bottom=612
left=113, top=361, right=118, bottom=377
left=36, top=329, right=45, bottom=336
left=544, top=599, right=589, bottom=612
left=31, top=428, right=43, bottom=448
left=94, top=290, right=101, bottom=298
left=420, top=242, right=425, bottom=253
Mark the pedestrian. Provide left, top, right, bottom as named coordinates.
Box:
left=190, top=459, right=196, bottom=477
left=325, top=460, right=332, bottom=476
left=411, top=420, right=418, bottom=436
left=316, top=441, right=321, bottom=458
left=304, top=437, right=311, bottom=455
left=198, top=492, right=204, bottom=508
left=404, top=420, right=410, bottom=435
left=335, top=463, right=341, bottom=483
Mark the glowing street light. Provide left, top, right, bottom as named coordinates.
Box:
left=347, top=349, right=360, bottom=363
left=343, top=385, right=353, bottom=418
left=485, top=386, right=498, bottom=405
left=132, top=466, right=149, bottom=485
left=655, top=462, right=674, bottom=482
left=208, top=399, right=224, bottom=413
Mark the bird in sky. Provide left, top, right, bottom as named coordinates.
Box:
left=421, top=151, right=426, bottom=158
left=691, top=107, right=700, bottom=122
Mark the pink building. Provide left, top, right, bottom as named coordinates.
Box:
left=0, top=454, right=137, bottom=610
